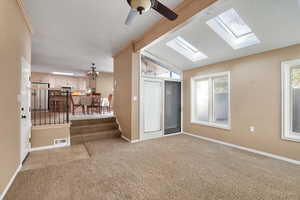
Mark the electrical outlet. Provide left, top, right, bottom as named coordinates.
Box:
left=249, top=126, right=255, bottom=133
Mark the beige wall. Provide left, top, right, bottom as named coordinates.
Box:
left=113, top=44, right=140, bottom=141
left=96, top=72, right=113, bottom=98
left=131, top=52, right=140, bottom=140
left=0, top=0, right=31, bottom=193
left=113, top=44, right=133, bottom=140
left=183, top=44, right=300, bottom=161
left=31, top=125, right=70, bottom=148
left=31, top=72, right=89, bottom=90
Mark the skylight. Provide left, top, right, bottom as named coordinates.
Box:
left=207, top=8, right=260, bottom=50
left=166, top=36, right=208, bottom=62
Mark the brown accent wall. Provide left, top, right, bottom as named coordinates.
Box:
left=183, top=44, right=300, bottom=161
left=0, top=0, right=31, bottom=193
left=31, top=125, right=70, bottom=148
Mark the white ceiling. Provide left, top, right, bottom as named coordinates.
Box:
left=145, top=0, right=300, bottom=71
left=24, top=0, right=182, bottom=74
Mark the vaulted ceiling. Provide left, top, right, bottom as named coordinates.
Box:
left=24, top=0, right=182, bottom=74
left=145, top=0, right=300, bottom=71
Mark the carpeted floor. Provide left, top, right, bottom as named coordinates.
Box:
left=5, top=135, right=300, bottom=200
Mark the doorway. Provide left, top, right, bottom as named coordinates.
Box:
left=20, top=57, right=31, bottom=163
left=139, top=54, right=182, bottom=141
left=164, top=81, right=181, bottom=135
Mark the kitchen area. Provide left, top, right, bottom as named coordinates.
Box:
left=31, top=71, right=114, bottom=125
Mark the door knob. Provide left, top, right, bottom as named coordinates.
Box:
left=21, top=115, right=27, bottom=119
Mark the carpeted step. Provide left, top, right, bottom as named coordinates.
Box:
left=70, top=122, right=118, bottom=136
left=71, top=117, right=116, bottom=127
left=71, top=130, right=121, bottom=145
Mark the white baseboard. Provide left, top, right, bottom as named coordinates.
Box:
left=131, top=139, right=140, bottom=143
left=0, top=164, right=22, bottom=200
left=30, top=143, right=70, bottom=152
left=121, top=135, right=140, bottom=143
left=184, top=132, right=300, bottom=166
left=163, top=132, right=182, bottom=137
left=30, top=137, right=70, bottom=152
left=122, top=132, right=183, bottom=144
left=115, top=117, right=123, bottom=133
left=121, top=135, right=131, bottom=142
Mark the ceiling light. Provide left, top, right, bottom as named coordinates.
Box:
left=207, top=8, right=260, bottom=49
left=166, top=36, right=208, bottom=62
left=87, top=63, right=99, bottom=81
left=52, top=72, right=74, bottom=76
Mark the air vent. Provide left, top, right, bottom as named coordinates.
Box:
left=54, top=138, right=68, bottom=146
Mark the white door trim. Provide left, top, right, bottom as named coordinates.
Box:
left=20, top=57, right=31, bottom=164
left=140, top=78, right=164, bottom=141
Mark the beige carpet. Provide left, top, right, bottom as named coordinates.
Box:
left=5, top=135, right=300, bottom=200
left=21, top=144, right=90, bottom=172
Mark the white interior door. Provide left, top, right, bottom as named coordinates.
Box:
left=20, top=57, right=31, bottom=163
left=141, top=78, right=163, bottom=140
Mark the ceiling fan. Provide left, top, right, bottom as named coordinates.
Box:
left=125, top=0, right=178, bottom=25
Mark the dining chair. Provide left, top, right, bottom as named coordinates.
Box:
left=101, top=94, right=112, bottom=113
left=71, top=95, right=84, bottom=115
left=108, top=94, right=113, bottom=112
left=87, top=94, right=102, bottom=114
left=82, top=96, right=93, bottom=115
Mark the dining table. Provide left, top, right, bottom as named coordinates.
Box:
left=74, top=95, right=110, bottom=114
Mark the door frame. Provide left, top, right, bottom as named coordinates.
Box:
left=140, top=77, right=164, bottom=140
left=20, top=57, right=31, bottom=164
left=139, top=76, right=183, bottom=141
left=138, top=51, right=184, bottom=141
left=164, top=79, right=182, bottom=135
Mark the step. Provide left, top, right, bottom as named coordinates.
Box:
left=71, top=117, right=116, bottom=127
left=70, top=122, right=118, bottom=136
left=71, top=130, right=121, bottom=145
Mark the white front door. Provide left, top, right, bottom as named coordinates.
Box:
left=20, top=57, right=31, bottom=163
left=141, top=78, right=163, bottom=140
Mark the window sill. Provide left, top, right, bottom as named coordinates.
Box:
left=282, top=135, right=300, bottom=143
left=191, top=120, right=231, bottom=131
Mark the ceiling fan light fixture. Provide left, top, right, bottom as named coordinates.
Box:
left=137, top=6, right=145, bottom=15
left=125, top=0, right=178, bottom=25
left=129, top=0, right=152, bottom=13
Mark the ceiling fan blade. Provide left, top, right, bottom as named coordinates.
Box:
left=151, top=0, right=178, bottom=21
left=125, top=9, right=138, bottom=25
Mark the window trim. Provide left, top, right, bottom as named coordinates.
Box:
left=190, top=71, right=231, bottom=130
left=281, top=59, right=300, bottom=142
